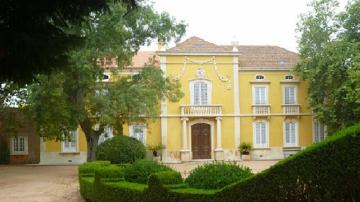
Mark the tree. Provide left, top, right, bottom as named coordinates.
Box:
left=296, top=0, right=360, bottom=132
left=26, top=2, right=185, bottom=161
left=0, top=0, right=138, bottom=83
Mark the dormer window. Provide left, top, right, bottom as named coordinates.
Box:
left=285, top=75, right=293, bottom=80
left=255, top=75, right=265, bottom=80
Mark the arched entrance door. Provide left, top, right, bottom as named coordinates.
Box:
left=191, top=123, right=211, bottom=159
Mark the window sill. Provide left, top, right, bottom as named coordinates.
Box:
left=252, top=147, right=270, bottom=150
left=10, top=153, right=28, bottom=156
left=59, top=152, right=80, bottom=155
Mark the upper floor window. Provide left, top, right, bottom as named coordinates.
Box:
left=190, top=80, right=212, bottom=105
left=284, top=86, right=297, bottom=104
left=313, top=121, right=326, bottom=143
left=285, top=75, right=294, bottom=80
left=253, top=121, right=268, bottom=148
left=98, top=126, right=113, bottom=145
left=284, top=121, right=298, bottom=147
left=255, top=75, right=265, bottom=80
left=253, top=85, right=268, bottom=105
left=129, top=125, right=146, bottom=144
left=62, top=130, right=77, bottom=153
left=10, top=136, right=28, bottom=155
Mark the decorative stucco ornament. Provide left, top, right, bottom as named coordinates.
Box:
left=196, top=68, right=206, bottom=79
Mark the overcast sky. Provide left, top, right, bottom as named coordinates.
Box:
left=142, top=0, right=348, bottom=53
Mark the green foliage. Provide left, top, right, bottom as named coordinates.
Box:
left=151, top=171, right=183, bottom=185
left=80, top=123, right=360, bottom=201
left=185, top=162, right=253, bottom=189
left=147, top=144, right=166, bottom=151
left=296, top=0, right=360, bottom=131
left=78, top=161, right=111, bottom=176
left=96, top=136, right=146, bottom=164
left=79, top=177, right=95, bottom=200
left=123, top=159, right=172, bottom=183
left=94, top=165, right=125, bottom=180
left=25, top=0, right=186, bottom=161
left=239, top=142, right=252, bottom=155
left=0, top=0, right=138, bottom=83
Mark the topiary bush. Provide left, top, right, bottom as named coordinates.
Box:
left=185, top=162, right=253, bottom=189
left=123, top=159, right=173, bottom=183
left=96, top=135, right=146, bottom=164
left=151, top=170, right=183, bottom=185
left=78, top=160, right=111, bottom=176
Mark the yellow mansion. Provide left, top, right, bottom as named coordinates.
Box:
left=39, top=36, right=326, bottom=164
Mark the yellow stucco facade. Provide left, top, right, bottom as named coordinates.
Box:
left=41, top=37, right=323, bottom=164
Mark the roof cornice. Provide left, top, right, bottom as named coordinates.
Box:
left=157, top=51, right=241, bottom=56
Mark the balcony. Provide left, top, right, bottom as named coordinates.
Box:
left=252, top=104, right=271, bottom=115
left=180, top=105, right=222, bottom=117
left=282, top=104, right=300, bottom=114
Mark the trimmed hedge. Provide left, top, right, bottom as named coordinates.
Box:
left=96, top=135, right=146, bottom=164
left=79, top=161, right=111, bottom=176
left=151, top=171, right=183, bottom=185
left=80, top=123, right=360, bottom=202
left=123, top=159, right=172, bottom=183
left=185, top=162, right=253, bottom=189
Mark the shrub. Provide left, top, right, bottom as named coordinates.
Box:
left=96, top=135, right=146, bottom=164
left=95, top=164, right=126, bottom=180
left=124, top=159, right=172, bottom=183
left=151, top=171, right=183, bottom=185
left=239, top=142, right=252, bottom=155
left=185, top=162, right=253, bottom=189
left=0, top=138, right=9, bottom=164
left=78, top=160, right=111, bottom=176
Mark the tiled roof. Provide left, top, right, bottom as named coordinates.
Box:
left=165, top=36, right=298, bottom=68
left=126, top=51, right=158, bottom=68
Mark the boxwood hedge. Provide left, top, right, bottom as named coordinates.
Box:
left=79, top=123, right=360, bottom=202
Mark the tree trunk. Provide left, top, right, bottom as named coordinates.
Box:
left=80, top=118, right=100, bottom=162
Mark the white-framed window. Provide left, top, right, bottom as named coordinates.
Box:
left=285, top=74, right=294, bottom=80
left=10, top=136, right=28, bottom=155
left=283, top=121, right=298, bottom=147
left=255, top=74, right=265, bottom=80
left=253, top=85, right=268, bottom=105
left=129, top=125, right=146, bottom=144
left=283, top=85, right=297, bottom=104
left=190, top=80, right=212, bottom=105
left=98, top=126, right=113, bottom=145
left=253, top=121, right=269, bottom=148
left=102, top=72, right=111, bottom=82
left=62, top=130, right=78, bottom=153
left=313, top=121, right=326, bottom=143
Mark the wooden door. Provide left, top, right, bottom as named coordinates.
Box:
left=191, top=123, right=211, bottom=159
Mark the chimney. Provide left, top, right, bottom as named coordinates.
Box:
left=231, top=40, right=239, bottom=52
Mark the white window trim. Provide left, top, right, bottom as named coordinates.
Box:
left=129, top=124, right=147, bottom=144
left=10, top=136, right=28, bottom=155
left=61, top=129, right=79, bottom=153
left=189, top=79, right=212, bottom=105
left=98, top=126, right=114, bottom=145
left=282, top=84, right=298, bottom=105
left=252, top=85, right=269, bottom=105
left=312, top=119, right=327, bottom=143
left=252, top=121, right=269, bottom=148
left=283, top=120, right=299, bottom=147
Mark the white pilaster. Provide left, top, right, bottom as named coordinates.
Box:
left=181, top=117, right=189, bottom=149
left=216, top=117, right=222, bottom=149
left=160, top=55, right=168, bottom=161
left=233, top=55, right=241, bottom=148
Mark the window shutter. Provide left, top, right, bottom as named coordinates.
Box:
left=285, top=87, right=295, bottom=104
left=255, top=123, right=260, bottom=144
left=194, top=83, right=200, bottom=105
left=261, top=122, right=266, bottom=144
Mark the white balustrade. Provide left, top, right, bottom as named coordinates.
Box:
left=252, top=105, right=270, bottom=115
left=180, top=105, right=222, bottom=117
left=282, top=104, right=300, bottom=114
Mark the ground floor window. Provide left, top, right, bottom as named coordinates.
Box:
left=284, top=121, right=298, bottom=147
left=253, top=121, right=268, bottom=148
left=62, top=130, right=77, bottom=152
left=10, top=136, right=28, bottom=155
left=313, top=121, right=326, bottom=143
left=129, top=125, right=146, bottom=144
